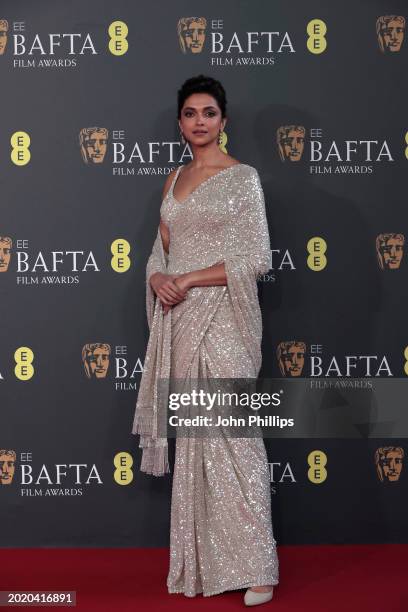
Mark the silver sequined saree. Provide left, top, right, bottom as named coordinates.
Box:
left=132, top=163, right=279, bottom=597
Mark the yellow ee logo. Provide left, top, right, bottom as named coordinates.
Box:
left=307, top=236, right=327, bottom=270
left=114, top=451, right=134, bottom=485
left=404, top=346, right=408, bottom=375
left=14, top=346, right=34, bottom=380
left=307, top=450, right=327, bottom=483
left=11, top=131, right=31, bottom=166
left=307, top=19, right=327, bottom=54
left=111, top=238, right=131, bottom=272
left=404, top=132, right=408, bottom=160
left=108, top=21, right=128, bottom=56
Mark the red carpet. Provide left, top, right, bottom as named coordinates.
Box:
left=3, top=545, right=407, bottom=611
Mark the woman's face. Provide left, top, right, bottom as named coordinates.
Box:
left=179, top=93, right=225, bottom=146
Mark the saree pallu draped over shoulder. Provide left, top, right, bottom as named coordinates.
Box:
left=131, top=225, right=172, bottom=475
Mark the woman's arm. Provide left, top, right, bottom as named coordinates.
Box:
left=159, top=218, right=170, bottom=255
left=174, top=263, right=227, bottom=292
left=158, top=169, right=177, bottom=255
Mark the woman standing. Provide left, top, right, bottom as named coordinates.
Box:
left=132, top=74, right=279, bottom=606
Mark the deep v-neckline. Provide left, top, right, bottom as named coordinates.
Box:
left=171, top=163, right=244, bottom=205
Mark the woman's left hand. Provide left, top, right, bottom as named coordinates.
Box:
left=174, top=273, right=191, bottom=293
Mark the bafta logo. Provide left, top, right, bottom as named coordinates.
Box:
left=277, top=341, right=306, bottom=377
left=0, top=236, right=12, bottom=272
left=0, top=19, right=8, bottom=55
left=376, top=233, right=404, bottom=269
left=375, top=446, right=404, bottom=482
left=177, top=17, right=207, bottom=54
left=82, top=343, right=111, bottom=379
left=0, top=449, right=16, bottom=485
left=79, top=127, right=108, bottom=164
left=277, top=125, right=305, bottom=162
left=376, top=15, right=405, bottom=53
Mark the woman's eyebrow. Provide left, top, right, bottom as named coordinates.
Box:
left=183, top=106, right=217, bottom=111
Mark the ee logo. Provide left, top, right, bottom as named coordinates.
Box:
left=308, top=450, right=328, bottom=483
left=307, top=19, right=327, bottom=54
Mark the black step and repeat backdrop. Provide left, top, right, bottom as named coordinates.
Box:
left=2, top=0, right=407, bottom=546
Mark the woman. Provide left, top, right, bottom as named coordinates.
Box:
left=132, top=75, right=279, bottom=606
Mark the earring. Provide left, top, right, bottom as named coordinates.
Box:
left=180, top=130, right=186, bottom=145
left=218, top=129, right=224, bottom=145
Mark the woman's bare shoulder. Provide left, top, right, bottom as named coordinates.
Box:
left=182, top=156, right=242, bottom=172
left=212, top=156, right=242, bottom=169
left=224, top=156, right=241, bottom=167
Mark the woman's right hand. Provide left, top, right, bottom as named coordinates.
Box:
left=150, top=272, right=187, bottom=312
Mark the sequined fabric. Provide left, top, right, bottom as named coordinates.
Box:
left=156, top=163, right=280, bottom=597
